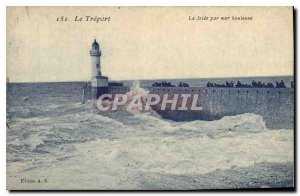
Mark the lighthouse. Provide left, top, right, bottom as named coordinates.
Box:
left=90, top=39, right=108, bottom=99
left=90, top=39, right=102, bottom=76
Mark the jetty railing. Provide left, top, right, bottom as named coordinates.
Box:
left=82, top=86, right=93, bottom=104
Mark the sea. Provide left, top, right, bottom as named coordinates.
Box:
left=6, top=76, right=294, bottom=190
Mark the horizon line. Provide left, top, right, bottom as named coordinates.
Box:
left=6, top=75, right=294, bottom=84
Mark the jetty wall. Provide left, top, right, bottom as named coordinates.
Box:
left=97, top=86, right=294, bottom=129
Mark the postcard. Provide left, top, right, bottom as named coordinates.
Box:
left=6, top=6, right=294, bottom=190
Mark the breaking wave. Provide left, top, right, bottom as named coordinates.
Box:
left=6, top=82, right=293, bottom=180
left=7, top=100, right=293, bottom=176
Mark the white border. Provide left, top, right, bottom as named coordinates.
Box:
left=2, top=0, right=299, bottom=195
left=1, top=0, right=297, bottom=6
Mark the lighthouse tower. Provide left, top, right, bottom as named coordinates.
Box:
left=90, top=39, right=108, bottom=99
left=90, top=39, right=102, bottom=76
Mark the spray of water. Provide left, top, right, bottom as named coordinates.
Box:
left=95, top=81, right=159, bottom=115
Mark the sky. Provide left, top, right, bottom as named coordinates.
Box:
left=7, top=7, right=294, bottom=82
